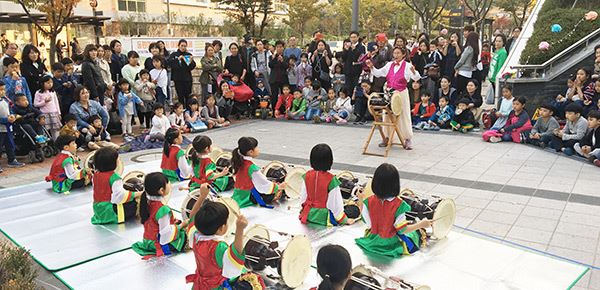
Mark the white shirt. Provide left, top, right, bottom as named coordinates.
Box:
left=150, top=114, right=171, bottom=136
left=371, top=60, right=421, bottom=82
left=243, top=156, right=277, bottom=194
left=150, top=68, right=168, bottom=96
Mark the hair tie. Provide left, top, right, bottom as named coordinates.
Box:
left=325, top=274, right=330, bottom=278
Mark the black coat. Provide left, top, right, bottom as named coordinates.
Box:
left=581, top=127, right=600, bottom=149
left=110, top=53, right=127, bottom=82
left=20, top=60, right=46, bottom=100
left=341, top=44, right=365, bottom=77
left=81, top=59, right=107, bottom=100
left=268, top=53, right=288, bottom=84
left=224, top=54, right=245, bottom=77
left=168, top=50, right=196, bottom=82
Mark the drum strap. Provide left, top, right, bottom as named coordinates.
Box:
left=116, top=204, right=125, bottom=223
left=250, top=188, right=273, bottom=209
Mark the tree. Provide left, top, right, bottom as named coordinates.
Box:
left=284, top=0, right=321, bottom=44
left=212, top=0, right=274, bottom=37
left=497, top=0, right=534, bottom=27
left=17, top=0, right=81, bottom=64
left=183, top=15, right=213, bottom=37
left=402, top=0, right=449, bottom=35
left=335, top=0, right=413, bottom=38
left=463, top=0, right=494, bottom=33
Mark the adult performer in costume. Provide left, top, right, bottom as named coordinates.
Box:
left=368, top=47, right=421, bottom=150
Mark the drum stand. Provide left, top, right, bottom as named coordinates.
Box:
left=362, top=105, right=405, bottom=157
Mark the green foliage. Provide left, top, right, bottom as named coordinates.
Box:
left=0, top=242, right=37, bottom=290
left=519, top=0, right=600, bottom=64
left=334, top=0, right=413, bottom=37
left=183, top=16, right=213, bottom=37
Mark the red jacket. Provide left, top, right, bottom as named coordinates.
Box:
left=274, top=94, right=293, bottom=113
left=412, top=102, right=436, bottom=118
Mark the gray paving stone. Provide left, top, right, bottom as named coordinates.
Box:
left=507, top=226, right=554, bottom=244
left=550, top=232, right=598, bottom=254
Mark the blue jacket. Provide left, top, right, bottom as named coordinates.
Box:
left=3, top=75, right=32, bottom=104
left=118, top=91, right=143, bottom=118
left=69, top=100, right=109, bottom=130
left=429, top=105, right=454, bottom=124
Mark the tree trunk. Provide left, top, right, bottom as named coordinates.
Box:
left=49, top=33, right=57, bottom=65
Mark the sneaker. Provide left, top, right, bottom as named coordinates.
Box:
left=429, top=124, right=440, bottom=131
left=312, top=115, right=321, bottom=123
left=300, top=116, right=305, bottom=120
left=459, top=128, right=468, bottom=133
left=8, top=160, right=24, bottom=167
left=336, top=119, right=347, bottom=125
left=587, top=156, right=597, bottom=163
left=574, top=145, right=585, bottom=156
left=325, top=117, right=332, bottom=123
left=489, top=136, right=502, bottom=143
left=594, top=159, right=600, bottom=167
left=423, top=123, right=432, bottom=130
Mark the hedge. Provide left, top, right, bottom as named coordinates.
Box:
left=519, top=0, right=600, bottom=65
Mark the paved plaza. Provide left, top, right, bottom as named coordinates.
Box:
left=3, top=120, right=600, bottom=289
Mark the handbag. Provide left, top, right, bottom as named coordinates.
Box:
left=188, top=120, right=207, bottom=133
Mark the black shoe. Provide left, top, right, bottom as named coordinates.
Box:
left=588, top=156, right=597, bottom=163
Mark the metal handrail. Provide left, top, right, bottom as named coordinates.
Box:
left=511, top=27, right=600, bottom=69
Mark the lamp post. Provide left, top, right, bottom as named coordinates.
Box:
left=89, top=0, right=99, bottom=45
left=351, top=0, right=358, bottom=32
left=167, top=0, right=173, bottom=36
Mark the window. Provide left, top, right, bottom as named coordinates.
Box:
left=118, top=0, right=146, bottom=12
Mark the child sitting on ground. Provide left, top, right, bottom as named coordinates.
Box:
left=485, top=96, right=532, bottom=143
left=274, top=84, right=294, bottom=119
left=201, top=94, right=230, bottom=128
left=288, top=88, right=307, bottom=120
left=412, top=91, right=436, bottom=129
left=451, top=98, right=476, bottom=133
left=188, top=135, right=231, bottom=192
left=316, top=88, right=337, bottom=123
left=147, top=103, right=170, bottom=142
left=91, top=147, right=139, bottom=224
left=425, top=95, right=454, bottom=130
left=550, top=103, right=588, bottom=156
left=299, top=144, right=357, bottom=226
left=12, top=93, right=47, bottom=144
left=168, top=102, right=188, bottom=133
left=329, top=88, right=353, bottom=125
left=306, top=80, right=327, bottom=121
left=528, top=104, right=560, bottom=148
left=313, top=245, right=353, bottom=289
left=185, top=98, right=207, bottom=133
left=85, top=115, right=118, bottom=150
left=574, top=110, right=600, bottom=167
left=491, top=86, right=515, bottom=130
left=45, top=135, right=89, bottom=194
left=161, top=128, right=192, bottom=183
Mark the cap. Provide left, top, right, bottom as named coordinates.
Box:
left=376, top=33, right=387, bottom=43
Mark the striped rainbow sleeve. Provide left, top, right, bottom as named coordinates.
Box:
left=222, top=244, right=245, bottom=278
left=394, top=213, right=409, bottom=234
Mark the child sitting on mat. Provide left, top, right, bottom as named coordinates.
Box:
left=132, top=172, right=187, bottom=257
left=355, top=163, right=431, bottom=258
left=160, top=128, right=192, bottom=183
left=231, top=136, right=285, bottom=208
left=299, top=144, right=357, bottom=226
left=312, top=244, right=353, bottom=289
left=188, top=135, right=231, bottom=192
left=288, top=88, right=307, bottom=120
left=45, top=135, right=89, bottom=194
left=91, top=147, right=139, bottom=224
left=186, top=201, right=261, bottom=290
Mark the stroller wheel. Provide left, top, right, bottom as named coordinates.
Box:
left=35, top=149, right=44, bottom=163
left=28, top=151, right=37, bottom=163
left=43, top=146, right=53, bottom=158
left=261, top=109, right=268, bottom=120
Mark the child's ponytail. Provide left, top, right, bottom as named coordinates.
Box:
left=139, top=190, right=150, bottom=224
left=140, top=172, right=168, bottom=224
left=231, top=137, right=258, bottom=174
left=191, top=135, right=212, bottom=168
left=163, top=128, right=180, bottom=158
left=316, top=244, right=352, bottom=290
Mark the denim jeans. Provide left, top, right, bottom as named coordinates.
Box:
left=305, top=108, right=321, bottom=120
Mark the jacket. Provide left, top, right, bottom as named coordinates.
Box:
left=117, top=91, right=143, bottom=118
left=412, top=101, right=436, bottom=118
left=168, top=50, right=197, bottom=82
left=454, top=46, right=475, bottom=73
left=12, top=104, right=42, bottom=125
left=453, top=108, right=475, bottom=125
left=69, top=100, right=109, bottom=130
left=81, top=58, right=107, bottom=100
left=20, top=60, right=47, bottom=101
left=580, top=127, right=600, bottom=150
left=110, top=53, right=127, bottom=82
left=268, top=54, right=289, bottom=83
left=3, top=75, right=32, bottom=104
left=200, top=56, right=223, bottom=85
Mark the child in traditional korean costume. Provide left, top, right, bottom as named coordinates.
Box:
left=160, top=127, right=192, bottom=183
left=231, top=137, right=285, bottom=208
left=299, top=143, right=357, bottom=226
left=188, top=135, right=231, bottom=192
left=355, top=163, right=431, bottom=258
left=90, top=147, right=139, bottom=225
left=45, top=135, right=88, bottom=194
left=132, top=172, right=187, bottom=257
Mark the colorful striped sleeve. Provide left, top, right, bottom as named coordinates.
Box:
left=62, top=158, right=84, bottom=180
left=216, top=241, right=245, bottom=279
left=205, top=162, right=216, bottom=180
left=110, top=178, right=133, bottom=204
left=326, top=183, right=347, bottom=225
left=394, top=201, right=411, bottom=235
left=156, top=206, right=179, bottom=245
left=250, top=169, right=278, bottom=195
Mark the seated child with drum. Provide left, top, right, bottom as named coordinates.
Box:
left=186, top=200, right=258, bottom=290
left=132, top=172, right=187, bottom=257
left=299, top=144, right=357, bottom=226
left=91, top=147, right=139, bottom=225
left=355, top=163, right=431, bottom=258
left=231, top=137, right=286, bottom=208
left=45, top=135, right=90, bottom=194
left=188, top=135, right=231, bottom=192
left=450, top=98, right=476, bottom=133
left=160, top=128, right=192, bottom=183
left=312, top=244, right=353, bottom=290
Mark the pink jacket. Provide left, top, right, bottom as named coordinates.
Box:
left=34, top=91, right=61, bottom=114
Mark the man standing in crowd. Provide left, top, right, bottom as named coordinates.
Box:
left=241, top=35, right=256, bottom=89
left=0, top=43, right=17, bottom=77
left=505, top=27, right=521, bottom=54
left=372, top=33, right=393, bottom=92
left=284, top=37, right=302, bottom=62
left=342, top=31, right=365, bottom=93
left=269, top=40, right=289, bottom=108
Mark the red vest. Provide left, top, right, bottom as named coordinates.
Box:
left=234, top=160, right=254, bottom=191
left=161, top=145, right=181, bottom=171
left=299, top=170, right=334, bottom=223
left=186, top=239, right=226, bottom=289
left=45, top=153, right=70, bottom=182
left=93, top=171, right=115, bottom=203
left=143, top=200, right=173, bottom=241
left=191, top=158, right=213, bottom=185
left=367, top=195, right=402, bottom=239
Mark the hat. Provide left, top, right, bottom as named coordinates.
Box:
left=457, top=98, right=471, bottom=106
left=243, top=35, right=252, bottom=43
left=315, top=32, right=324, bottom=40
left=376, top=33, right=387, bottom=43
left=257, top=79, right=264, bottom=84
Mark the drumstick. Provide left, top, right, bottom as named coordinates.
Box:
left=430, top=215, right=451, bottom=222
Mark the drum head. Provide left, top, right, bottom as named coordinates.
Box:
left=122, top=170, right=145, bottom=192
left=84, top=151, right=96, bottom=171
left=215, top=152, right=233, bottom=171
left=216, top=197, right=240, bottom=233
left=363, top=179, right=374, bottom=198
left=336, top=171, right=355, bottom=182
left=243, top=224, right=270, bottom=246
left=208, top=146, right=224, bottom=162
left=284, top=167, right=306, bottom=199
left=181, top=189, right=201, bottom=220
left=280, top=235, right=312, bottom=288
left=262, top=161, right=287, bottom=183
left=351, top=265, right=373, bottom=276
left=432, top=199, right=456, bottom=239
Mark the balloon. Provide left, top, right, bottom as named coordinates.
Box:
left=538, top=41, right=550, bottom=51
left=440, top=29, right=448, bottom=35
left=585, top=11, right=598, bottom=21
left=551, top=24, right=562, bottom=33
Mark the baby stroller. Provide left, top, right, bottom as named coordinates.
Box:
left=254, top=95, right=273, bottom=120
left=13, top=124, right=58, bottom=163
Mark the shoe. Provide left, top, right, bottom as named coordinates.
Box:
left=8, top=160, right=24, bottom=167
left=35, top=135, right=46, bottom=144
left=430, top=125, right=440, bottom=131
left=594, top=159, right=600, bottom=167
left=415, top=122, right=425, bottom=130
left=300, top=116, right=305, bottom=120
left=378, top=137, right=389, bottom=147
left=539, top=142, right=546, bottom=149
left=357, top=121, right=365, bottom=125
left=562, top=148, right=574, bottom=156
left=489, top=136, right=502, bottom=143
left=77, top=147, right=86, bottom=152
left=313, top=115, right=321, bottom=123
left=574, top=145, right=585, bottom=156
left=423, top=123, right=431, bottom=130
left=459, top=128, right=468, bottom=133
left=336, top=119, right=347, bottom=125
left=0, top=167, right=4, bottom=173
left=403, top=139, right=413, bottom=150
left=325, top=117, right=332, bottom=123
left=588, top=156, right=597, bottom=163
